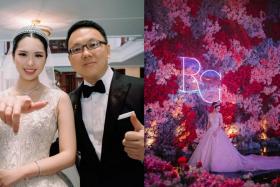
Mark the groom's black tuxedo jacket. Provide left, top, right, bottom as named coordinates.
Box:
left=69, top=71, right=144, bottom=187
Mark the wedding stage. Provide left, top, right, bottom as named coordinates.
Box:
left=144, top=0, right=280, bottom=186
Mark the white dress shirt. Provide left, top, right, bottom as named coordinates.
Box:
left=81, top=67, right=113, bottom=160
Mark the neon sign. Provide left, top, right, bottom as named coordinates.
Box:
left=179, top=57, right=221, bottom=103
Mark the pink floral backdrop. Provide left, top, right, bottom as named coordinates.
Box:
left=145, top=0, right=280, bottom=185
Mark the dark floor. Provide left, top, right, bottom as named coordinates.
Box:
left=211, top=169, right=280, bottom=184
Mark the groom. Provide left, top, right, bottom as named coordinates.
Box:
left=65, top=20, right=144, bottom=187
left=0, top=20, right=144, bottom=187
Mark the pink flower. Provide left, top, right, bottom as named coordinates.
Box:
left=272, top=176, right=280, bottom=185
left=184, top=164, right=190, bottom=171
left=196, top=161, right=202, bottom=168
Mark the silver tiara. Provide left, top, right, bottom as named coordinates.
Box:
left=13, top=25, right=49, bottom=44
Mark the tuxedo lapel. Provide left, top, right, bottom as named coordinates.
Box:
left=101, top=72, right=131, bottom=162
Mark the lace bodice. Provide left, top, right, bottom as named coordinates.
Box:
left=208, top=113, right=221, bottom=129
left=0, top=88, right=68, bottom=187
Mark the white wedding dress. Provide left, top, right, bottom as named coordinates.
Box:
left=0, top=88, right=68, bottom=186
left=189, top=113, right=280, bottom=172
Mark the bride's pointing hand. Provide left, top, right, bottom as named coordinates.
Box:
left=0, top=96, right=48, bottom=133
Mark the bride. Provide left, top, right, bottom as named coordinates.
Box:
left=189, top=102, right=280, bottom=172
left=0, top=26, right=76, bottom=186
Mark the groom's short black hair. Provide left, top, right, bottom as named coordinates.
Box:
left=66, top=20, right=108, bottom=50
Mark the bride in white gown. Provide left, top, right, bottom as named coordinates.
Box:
left=189, top=102, right=280, bottom=172
left=0, top=26, right=76, bottom=186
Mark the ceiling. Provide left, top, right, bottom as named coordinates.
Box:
left=0, top=0, right=143, bottom=39
left=0, top=0, right=144, bottom=67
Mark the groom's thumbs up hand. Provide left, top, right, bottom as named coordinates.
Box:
left=122, top=112, right=144, bottom=161
left=130, top=112, right=144, bottom=132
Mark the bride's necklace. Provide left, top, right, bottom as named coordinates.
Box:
left=15, top=83, right=42, bottom=96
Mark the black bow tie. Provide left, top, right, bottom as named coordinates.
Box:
left=82, top=80, right=106, bottom=98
